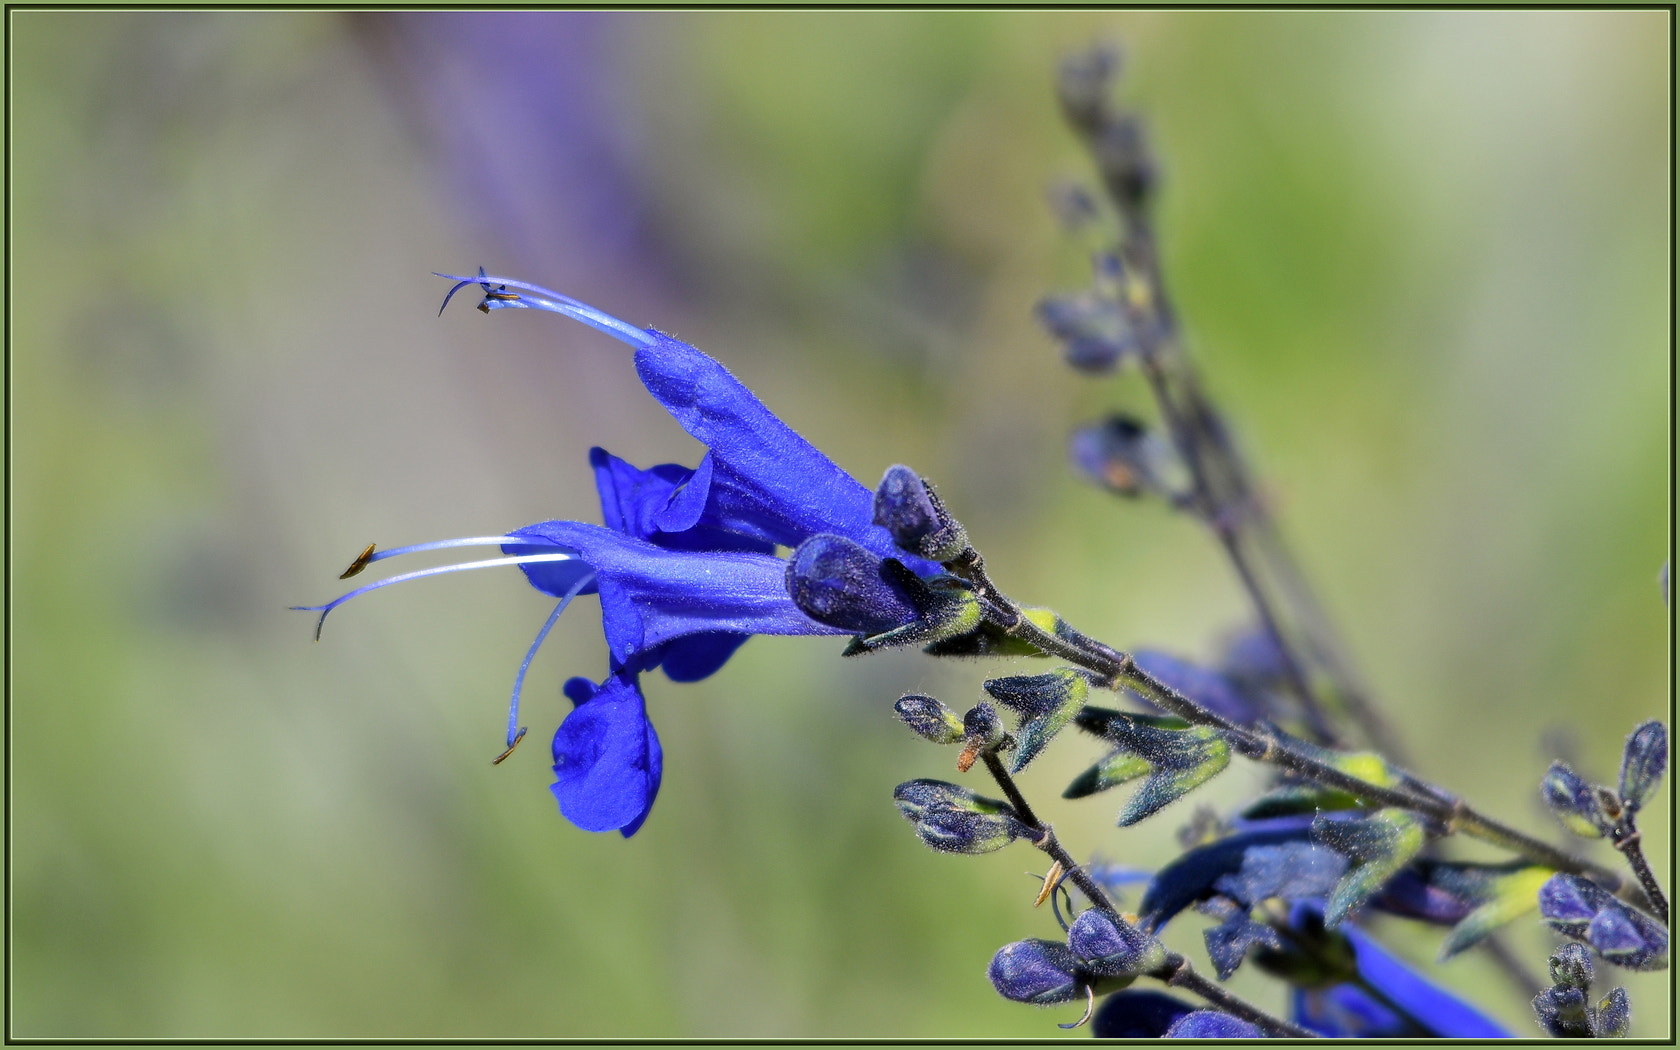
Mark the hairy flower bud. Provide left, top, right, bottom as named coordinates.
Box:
left=892, top=779, right=1029, bottom=855
left=786, top=533, right=920, bottom=635
left=1067, top=909, right=1166, bottom=977
left=1618, top=720, right=1667, bottom=813
left=987, top=939, right=1084, bottom=1005
left=893, top=693, right=964, bottom=744
left=1541, top=761, right=1610, bottom=838
left=872, top=465, right=969, bottom=562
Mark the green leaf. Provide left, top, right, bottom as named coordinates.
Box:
left=1312, top=810, right=1427, bottom=927
left=1437, top=865, right=1552, bottom=960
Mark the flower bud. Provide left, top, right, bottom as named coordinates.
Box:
left=1594, top=987, right=1630, bottom=1038
left=786, top=533, right=919, bottom=635
left=1540, top=873, right=1669, bottom=972
left=1548, top=942, right=1594, bottom=992
left=1541, top=761, right=1610, bottom=838
left=1163, top=1011, right=1264, bottom=1039
left=893, top=693, right=964, bottom=744
left=1067, top=909, right=1166, bottom=977
left=1618, top=720, right=1667, bottom=813
left=872, top=466, right=968, bottom=562
left=1037, top=294, right=1133, bottom=373
left=892, top=779, right=1029, bottom=855
left=987, top=939, right=1083, bottom=1005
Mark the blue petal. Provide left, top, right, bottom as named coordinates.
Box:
left=549, top=671, right=663, bottom=836
left=633, top=332, right=940, bottom=572
left=506, top=520, right=845, bottom=667
left=588, top=447, right=774, bottom=556
left=655, top=631, right=751, bottom=682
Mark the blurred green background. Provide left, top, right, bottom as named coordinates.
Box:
left=10, top=10, right=1669, bottom=1038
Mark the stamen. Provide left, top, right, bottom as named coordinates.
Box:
left=492, top=727, right=527, bottom=765
left=1034, top=860, right=1066, bottom=908
left=340, top=543, right=377, bottom=579
left=360, top=536, right=535, bottom=566
left=292, top=552, right=584, bottom=641
left=434, top=271, right=656, bottom=350
left=501, top=572, right=596, bottom=760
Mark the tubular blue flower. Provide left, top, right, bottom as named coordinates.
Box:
left=299, top=270, right=952, bottom=836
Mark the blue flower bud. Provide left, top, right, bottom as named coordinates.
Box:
left=1540, top=873, right=1669, bottom=971
left=1541, top=761, right=1611, bottom=838
left=1069, top=416, right=1187, bottom=503
left=1594, top=987, right=1630, bottom=1037
left=1163, top=1011, right=1265, bottom=1039
left=1548, top=942, right=1594, bottom=991
left=1056, top=45, right=1119, bottom=137
left=1618, top=720, right=1667, bottom=813
left=893, top=693, right=964, bottom=744
left=892, top=779, right=1030, bottom=855
left=1532, top=985, right=1593, bottom=1038
left=786, top=533, right=919, bottom=635
left=987, top=939, right=1084, bottom=1005
left=1067, top=909, right=1166, bottom=977
left=872, top=465, right=968, bottom=562
left=1037, top=294, right=1133, bottom=373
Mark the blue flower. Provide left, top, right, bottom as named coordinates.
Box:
left=299, top=270, right=944, bottom=836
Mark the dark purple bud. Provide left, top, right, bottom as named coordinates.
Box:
left=1056, top=45, right=1119, bottom=137
left=1532, top=985, right=1592, bottom=1038
left=1091, top=991, right=1196, bottom=1038
left=1538, top=873, right=1606, bottom=935
left=1037, top=295, right=1133, bottom=374
left=1593, top=987, right=1630, bottom=1037
left=1541, top=761, right=1610, bottom=838
left=1068, top=909, right=1166, bottom=976
left=892, top=778, right=1028, bottom=855
left=962, top=701, right=1006, bottom=750
left=1540, top=873, right=1669, bottom=972
left=893, top=693, right=963, bottom=745
left=786, top=533, right=919, bottom=635
left=987, top=939, right=1083, bottom=1005
left=1092, top=116, right=1157, bottom=209
left=1163, top=1011, right=1264, bottom=1039
left=872, top=465, right=968, bottom=562
left=1618, top=720, right=1666, bottom=813
left=1547, top=942, right=1594, bottom=992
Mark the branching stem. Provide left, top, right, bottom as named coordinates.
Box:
left=976, top=748, right=1313, bottom=1037
left=948, top=552, right=1659, bottom=919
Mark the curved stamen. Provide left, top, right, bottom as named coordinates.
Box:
left=292, top=552, right=584, bottom=641
left=363, top=536, right=534, bottom=565
left=501, top=571, right=598, bottom=759
left=434, top=271, right=656, bottom=350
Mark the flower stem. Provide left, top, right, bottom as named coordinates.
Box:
left=1611, top=818, right=1670, bottom=925
left=950, top=553, right=1660, bottom=919
left=976, top=746, right=1313, bottom=1037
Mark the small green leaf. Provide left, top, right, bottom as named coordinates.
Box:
left=1312, top=810, right=1427, bottom=927
left=1438, top=866, right=1553, bottom=960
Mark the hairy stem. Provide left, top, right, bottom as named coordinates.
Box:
left=1612, top=818, right=1670, bottom=924
left=949, top=553, right=1658, bottom=918
left=977, top=746, right=1313, bottom=1037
